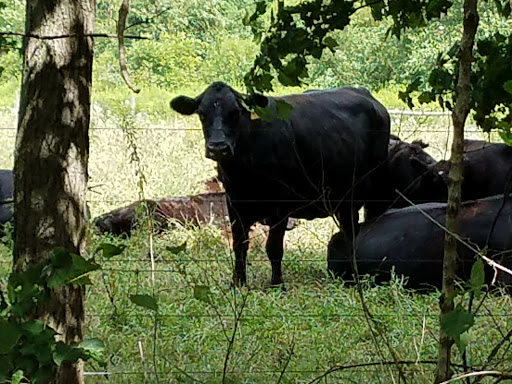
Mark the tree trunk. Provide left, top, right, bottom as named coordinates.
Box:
left=434, top=0, right=479, bottom=382
left=15, top=1, right=96, bottom=383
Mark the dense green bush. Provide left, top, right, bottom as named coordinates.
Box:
left=129, top=32, right=208, bottom=89
left=0, top=0, right=510, bottom=98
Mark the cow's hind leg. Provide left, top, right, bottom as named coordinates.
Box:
left=266, top=219, right=288, bottom=287
left=231, top=218, right=251, bottom=287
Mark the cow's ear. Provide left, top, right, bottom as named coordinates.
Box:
left=412, top=140, right=429, bottom=149
left=170, top=96, right=199, bottom=115
left=244, top=93, right=269, bottom=108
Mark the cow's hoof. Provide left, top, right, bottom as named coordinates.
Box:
left=231, top=276, right=247, bottom=288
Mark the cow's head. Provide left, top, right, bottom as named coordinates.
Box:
left=170, top=82, right=268, bottom=161
left=388, top=139, right=447, bottom=202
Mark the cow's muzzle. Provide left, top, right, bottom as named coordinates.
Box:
left=206, top=142, right=232, bottom=161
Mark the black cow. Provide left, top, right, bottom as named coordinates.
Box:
left=432, top=140, right=512, bottom=201
left=171, top=82, right=390, bottom=286
left=364, top=135, right=447, bottom=220
left=461, top=140, right=512, bottom=200
left=328, top=195, right=512, bottom=290
left=0, top=169, right=14, bottom=234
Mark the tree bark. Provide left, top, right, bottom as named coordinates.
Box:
left=15, top=1, right=96, bottom=383
left=434, top=0, right=479, bottom=383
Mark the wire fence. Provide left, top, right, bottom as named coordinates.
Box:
left=0, top=106, right=511, bottom=383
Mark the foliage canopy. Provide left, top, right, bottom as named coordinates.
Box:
left=243, top=0, right=512, bottom=138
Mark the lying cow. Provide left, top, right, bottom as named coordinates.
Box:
left=94, top=193, right=229, bottom=236
left=328, top=194, right=512, bottom=290
left=364, top=135, right=447, bottom=220
left=0, top=169, right=14, bottom=235
left=171, top=82, right=390, bottom=286
left=94, top=191, right=297, bottom=238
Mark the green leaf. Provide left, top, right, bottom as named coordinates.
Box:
left=323, top=36, right=338, bottom=51
left=499, top=127, right=512, bottom=146
left=275, top=100, right=293, bottom=121
left=418, top=91, right=435, bottom=104
left=503, top=80, right=512, bottom=95
left=253, top=105, right=276, bottom=122
left=31, top=366, right=53, bottom=383
left=277, top=70, right=296, bottom=87
left=47, top=252, right=100, bottom=288
left=455, top=331, right=473, bottom=354
left=469, top=259, right=485, bottom=293
left=0, top=321, right=21, bottom=354
left=130, top=294, right=159, bottom=311
left=81, top=338, right=106, bottom=367
left=166, top=242, right=187, bottom=254
left=441, top=307, right=475, bottom=339
left=11, top=370, right=24, bottom=384
left=81, top=338, right=104, bottom=350
left=95, top=243, right=126, bottom=259
left=53, top=342, right=83, bottom=366
left=21, top=319, right=48, bottom=335
left=193, top=285, right=211, bottom=303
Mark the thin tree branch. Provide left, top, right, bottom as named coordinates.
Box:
left=473, top=327, right=512, bottom=384
left=222, top=293, right=248, bottom=384
left=308, top=360, right=469, bottom=384
left=439, top=370, right=512, bottom=384
left=125, top=5, right=174, bottom=31
left=276, top=336, right=296, bottom=384
left=117, top=0, right=141, bottom=93
left=435, top=0, right=479, bottom=381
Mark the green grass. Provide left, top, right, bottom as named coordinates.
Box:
left=79, top=224, right=512, bottom=383
left=0, top=82, right=511, bottom=383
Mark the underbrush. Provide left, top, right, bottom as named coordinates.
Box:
left=0, top=223, right=511, bottom=383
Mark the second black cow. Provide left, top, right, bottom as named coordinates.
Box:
left=328, top=195, right=512, bottom=290
left=171, top=82, right=390, bottom=286
left=364, top=135, right=447, bottom=220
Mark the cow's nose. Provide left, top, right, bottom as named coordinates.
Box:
left=207, top=142, right=229, bottom=153
left=206, top=142, right=231, bottom=160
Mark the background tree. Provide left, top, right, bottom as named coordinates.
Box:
left=14, top=0, right=95, bottom=382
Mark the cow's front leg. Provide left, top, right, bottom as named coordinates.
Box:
left=266, top=219, right=288, bottom=287
left=231, top=218, right=250, bottom=287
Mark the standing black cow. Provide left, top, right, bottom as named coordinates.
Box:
left=328, top=195, right=512, bottom=290
left=461, top=140, right=512, bottom=200
left=364, top=135, right=447, bottom=220
left=171, top=82, right=390, bottom=286
left=0, top=169, right=14, bottom=234
left=432, top=140, right=512, bottom=201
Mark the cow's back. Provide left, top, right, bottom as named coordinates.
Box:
left=463, top=143, right=512, bottom=200
left=221, top=87, right=390, bottom=220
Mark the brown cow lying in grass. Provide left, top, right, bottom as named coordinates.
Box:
left=93, top=178, right=297, bottom=244
left=93, top=192, right=229, bottom=236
